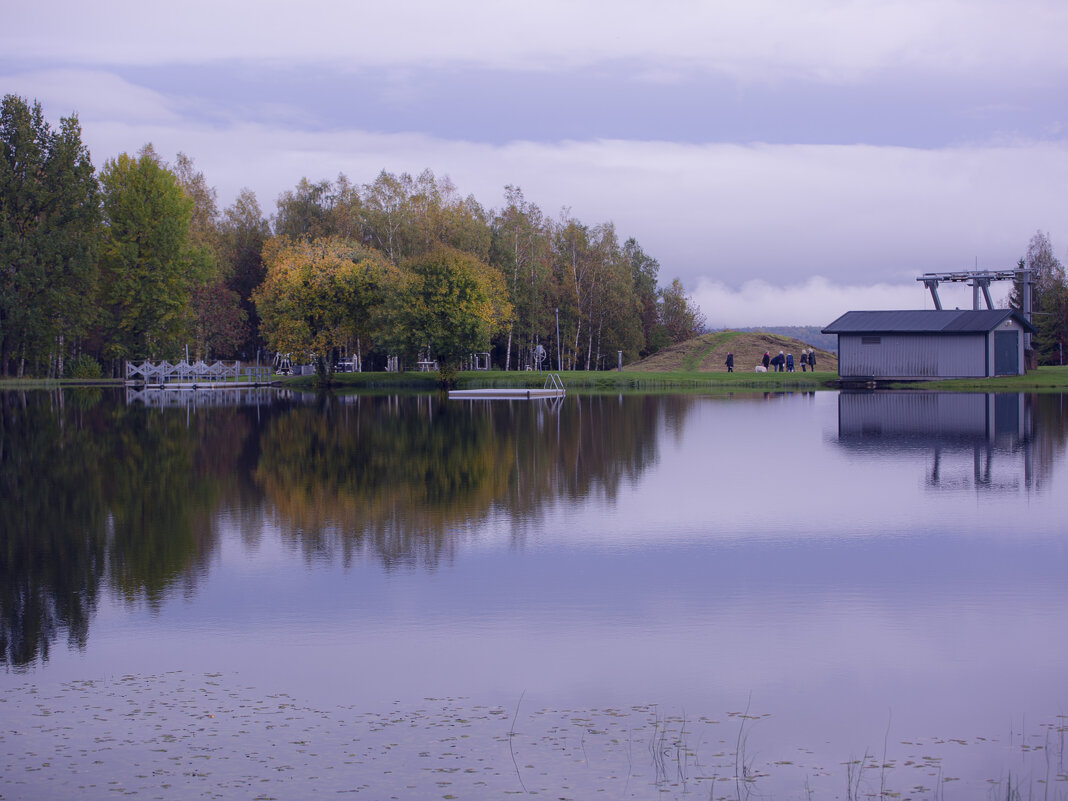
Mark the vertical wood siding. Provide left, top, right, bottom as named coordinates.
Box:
left=838, top=334, right=986, bottom=378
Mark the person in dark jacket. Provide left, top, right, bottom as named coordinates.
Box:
left=771, top=351, right=785, bottom=371
left=762, top=351, right=770, bottom=371
left=725, top=352, right=734, bottom=372
left=786, top=353, right=794, bottom=372
left=808, top=349, right=817, bottom=370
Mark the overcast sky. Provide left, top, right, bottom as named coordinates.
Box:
left=4, top=0, right=1067, bottom=325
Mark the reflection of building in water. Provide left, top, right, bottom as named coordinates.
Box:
left=836, top=391, right=1044, bottom=493
left=125, top=387, right=296, bottom=408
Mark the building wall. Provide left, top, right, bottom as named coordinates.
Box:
left=837, top=391, right=1024, bottom=440
left=837, top=333, right=987, bottom=378
left=987, top=318, right=1027, bottom=376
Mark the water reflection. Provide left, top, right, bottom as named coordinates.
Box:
left=254, top=393, right=679, bottom=567
left=0, top=389, right=261, bottom=669
left=3, top=387, right=1068, bottom=798
left=125, top=386, right=282, bottom=408
left=0, top=389, right=687, bottom=668
left=836, top=391, right=1068, bottom=493
left=4, top=387, right=1066, bottom=672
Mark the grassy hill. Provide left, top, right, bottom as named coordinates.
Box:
left=627, top=330, right=839, bottom=373
left=734, top=325, right=838, bottom=353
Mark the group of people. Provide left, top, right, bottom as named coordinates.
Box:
left=723, top=348, right=819, bottom=373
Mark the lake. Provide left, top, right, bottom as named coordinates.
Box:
left=1, top=387, right=1066, bottom=800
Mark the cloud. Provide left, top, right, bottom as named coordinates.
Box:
left=6, top=0, right=1068, bottom=85
left=32, top=95, right=1064, bottom=292
left=691, top=276, right=1013, bottom=327
left=5, top=52, right=1065, bottom=326
left=1, top=69, right=180, bottom=124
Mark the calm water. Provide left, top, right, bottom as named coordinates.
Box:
left=1, top=388, right=1066, bottom=800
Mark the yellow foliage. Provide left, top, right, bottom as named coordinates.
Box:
left=254, top=237, right=397, bottom=367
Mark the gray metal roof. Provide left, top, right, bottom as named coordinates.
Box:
left=821, top=309, right=1037, bottom=335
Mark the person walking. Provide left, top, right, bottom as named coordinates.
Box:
left=808, top=349, right=817, bottom=371
left=800, top=350, right=808, bottom=372
left=786, top=352, right=794, bottom=372
left=762, top=351, right=770, bottom=371
left=725, top=352, right=734, bottom=372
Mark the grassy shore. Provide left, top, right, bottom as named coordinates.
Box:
left=5, top=365, right=1068, bottom=393
left=283, top=365, right=1068, bottom=392
left=886, top=365, right=1068, bottom=391
left=283, top=368, right=837, bottom=392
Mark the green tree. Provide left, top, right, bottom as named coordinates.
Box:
left=0, top=95, right=99, bottom=377
left=219, top=188, right=270, bottom=357
left=381, top=247, right=512, bottom=384
left=253, top=237, right=397, bottom=383
left=626, top=238, right=662, bottom=357
left=1011, top=231, right=1068, bottom=365
left=361, top=170, right=417, bottom=264
left=490, top=186, right=554, bottom=370
left=172, top=153, right=249, bottom=359
left=98, top=145, right=207, bottom=365
left=659, top=278, right=706, bottom=344
left=274, top=177, right=333, bottom=241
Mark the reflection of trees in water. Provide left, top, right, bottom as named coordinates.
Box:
left=255, top=393, right=687, bottom=567
left=102, top=404, right=240, bottom=607
left=1027, top=394, right=1068, bottom=491
left=0, top=390, right=256, bottom=669
left=255, top=394, right=505, bottom=569
left=0, top=390, right=107, bottom=669
left=1, top=389, right=687, bottom=665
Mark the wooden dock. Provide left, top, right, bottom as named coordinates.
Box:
left=448, top=373, right=565, bottom=400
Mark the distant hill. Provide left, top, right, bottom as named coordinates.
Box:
left=734, top=326, right=838, bottom=353
left=627, top=331, right=838, bottom=373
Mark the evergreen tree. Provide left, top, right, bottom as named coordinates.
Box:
left=0, top=95, right=99, bottom=377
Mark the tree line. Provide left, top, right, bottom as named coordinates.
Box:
left=1, top=95, right=706, bottom=382
left=1011, top=231, right=1068, bottom=366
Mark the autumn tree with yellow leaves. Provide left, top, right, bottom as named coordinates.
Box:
left=253, top=238, right=398, bottom=383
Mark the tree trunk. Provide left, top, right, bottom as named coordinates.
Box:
left=594, top=317, right=603, bottom=371
left=505, top=322, right=513, bottom=371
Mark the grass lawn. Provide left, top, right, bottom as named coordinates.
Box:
left=297, top=369, right=838, bottom=392
left=5, top=365, right=1068, bottom=393
left=290, top=365, right=1068, bottom=393
left=892, top=365, right=1068, bottom=392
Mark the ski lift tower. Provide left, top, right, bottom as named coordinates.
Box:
left=917, top=266, right=1034, bottom=356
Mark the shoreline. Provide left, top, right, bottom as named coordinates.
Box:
left=2, top=364, right=1067, bottom=393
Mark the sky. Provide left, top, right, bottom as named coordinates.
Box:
left=4, top=0, right=1068, bottom=326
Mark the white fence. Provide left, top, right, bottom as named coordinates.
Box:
left=125, top=359, right=271, bottom=385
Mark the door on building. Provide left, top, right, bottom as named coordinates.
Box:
left=994, top=330, right=1019, bottom=375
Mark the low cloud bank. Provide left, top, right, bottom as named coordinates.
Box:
left=692, top=276, right=1013, bottom=328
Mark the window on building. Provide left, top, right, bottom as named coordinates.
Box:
left=861, top=336, right=881, bottom=345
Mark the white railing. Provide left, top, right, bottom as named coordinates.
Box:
left=125, top=359, right=271, bottom=385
